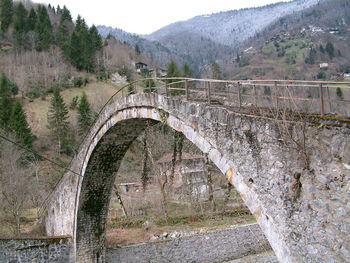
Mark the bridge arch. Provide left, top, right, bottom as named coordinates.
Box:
left=69, top=93, right=291, bottom=262
left=44, top=91, right=350, bottom=263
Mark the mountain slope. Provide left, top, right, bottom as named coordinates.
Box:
left=224, top=0, right=350, bottom=80
left=146, top=0, right=319, bottom=47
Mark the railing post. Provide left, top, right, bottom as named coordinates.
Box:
left=207, top=81, right=211, bottom=103
left=274, top=81, right=279, bottom=109
left=319, top=83, right=325, bottom=116
left=185, top=80, right=189, bottom=101
left=237, top=82, right=242, bottom=108
left=165, top=84, right=169, bottom=97
left=253, top=84, right=257, bottom=106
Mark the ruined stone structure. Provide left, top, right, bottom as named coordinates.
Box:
left=157, top=152, right=209, bottom=197
left=43, top=93, right=350, bottom=262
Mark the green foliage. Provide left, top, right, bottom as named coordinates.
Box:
left=263, top=86, right=271, bottom=96
left=183, top=64, right=194, bottom=79
left=35, top=5, right=53, bottom=51
left=0, top=74, right=33, bottom=148
left=325, top=41, right=335, bottom=59
left=9, top=101, right=34, bottom=148
left=47, top=88, right=70, bottom=153
left=56, top=7, right=73, bottom=58
left=26, top=8, right=37, bottom=31
left=73, top=77, right=87, bottom=87
left=317, top=71, right=326, bottom=79
left=96, top=70, right=111, bottom=81
left=235, top=54, right=240, bottom=63
left=319, top=44, right=325, bottom=53
left=77, top=92, right=93, bottom=135
left=338, top=64, right=350, bottom=73
left=167, top=61, right=183, bottom=94
left=304, top=47, right=317, bottom=64
left=238, top=57, right=250, bottom=67
left=13, top=2, right=28, bottom=46
left=135, top=44, right=141, bottom=55
left=0, top=0, right=13, bottom=32
left=118, top=66, right=133, bottom=82
left=336, top=87, right=344, bottom=100
left=211, top=61, right=222, bottom=79
left=60, top=5, right=72, bottom=22
left=70, top=96, right=79, bottom=109
left=0, top=74, right=13, bottom=129
left=69, top=16, right=102, bottom=72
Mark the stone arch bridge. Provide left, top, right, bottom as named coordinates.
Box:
left=43, top=78, right=350, bottom=263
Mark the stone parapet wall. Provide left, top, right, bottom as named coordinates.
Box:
left=0, top=236, right=73, bottom=263
left=106, top=224, right=271, bottom=263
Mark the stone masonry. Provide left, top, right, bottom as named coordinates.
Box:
left=43, top=93, right=350, bottom=262
left=106, top=224, right=271, bottom=263
left=0, top=236, right=73, bottom=262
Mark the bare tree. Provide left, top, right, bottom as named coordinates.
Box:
left=0, top=138, right=34, bottom=236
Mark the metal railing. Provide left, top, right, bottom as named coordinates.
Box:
left=38, top=77, right=350, bottom=218
left=116, top=77, right=350, bottom=118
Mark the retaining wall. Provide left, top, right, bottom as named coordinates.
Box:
left=106, top=224, right=271, bottom=263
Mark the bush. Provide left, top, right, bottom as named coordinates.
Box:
left=73, top=77, right=84, bottom=87
left=96, top=71, right=111, bottom=81
left=317, top=71, right=326, bottom=79
left=264, top=86, right=271, bottom=95
left=336, top=88, right=344, bottom=100
left=70, top=96, right=79, bottom=109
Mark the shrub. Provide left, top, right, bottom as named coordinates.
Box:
left=336, top=88, right=344, bottom=100
left=317, top=71, right=326, bottom=79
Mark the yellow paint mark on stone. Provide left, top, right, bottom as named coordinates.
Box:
left=190, top=122, right=198, bottom=130
left=226, top=168, right=234, bottom=185
left=253, top=209, right=262, bottom=219
left=147, top=108, right=153, bottom=119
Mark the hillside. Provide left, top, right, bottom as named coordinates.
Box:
left=146, top=0, right=319, bottom=47
left=225, top=0, right=350, bottom=80
left=98, top=0, right=319, bottom=75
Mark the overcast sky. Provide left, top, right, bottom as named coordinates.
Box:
left=33, top=0, right=291, bottom=35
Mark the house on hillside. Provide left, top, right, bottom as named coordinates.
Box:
left=135, top=62, right=148, bottom=72
left=343, top=73, right=350, bottom=80
left=156, top=153, right=208, bottom=198
left=320, top=63, right=329, bottom=69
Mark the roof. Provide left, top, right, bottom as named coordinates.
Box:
left=135, top=62, right=147, bottom=66
left=156, top=152, right=204, bottom=164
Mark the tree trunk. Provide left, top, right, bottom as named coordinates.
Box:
left=205, top=154, right=216, bottom=212
left=158, top=172, right=169, bottom=222
left=114, top=185, right=128, bottom=218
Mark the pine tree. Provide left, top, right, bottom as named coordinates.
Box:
left=60, top=6, right=72, bottom=22
left=77, top=92, right=93, bottom=135
left=211, top=61, right=222, bottom=79
left=0, top=74, right=13, bottom=129
left=135, top=44, right=141, bottom=55
left=89, top=25, right=103, bottom=51
left=167, top=61, right=181, bottom=80
left=35, top=5, right=53, bottom=51
left=9, top=101, right=33, bottom=148
left=183, top=64, right=194, bottom=78
left=26, top=8, right=37, bottom=31
left=56, top=6, right=73, bottom=58
left=319, top=44, right=325, bottom=53
left=0, top=0, right=13, bottom=32
left=70, top=16, right=90, bottom=70
left=326, top=42, right=335, bottom=59
left=13, top=2, right=28, bottom=47
left=47, top=88, right=69, bottom=153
